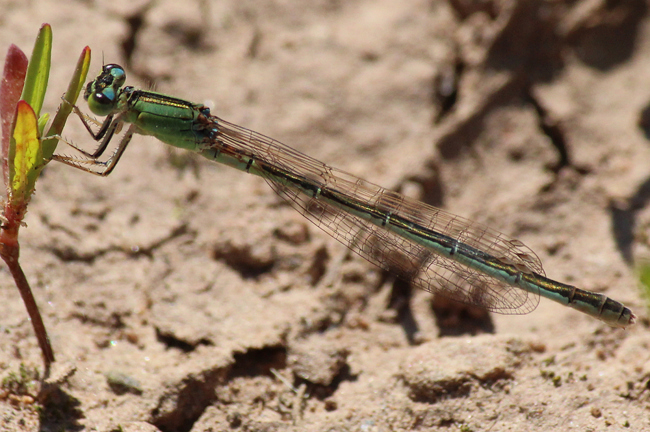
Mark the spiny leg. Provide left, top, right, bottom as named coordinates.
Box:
left=51, top=124, right=137, bottom=177
left=75, top=113, right=126, bottom=160
left=59, top=97, right=112, bottom=139
left=58, top=98, right=124, bottom=159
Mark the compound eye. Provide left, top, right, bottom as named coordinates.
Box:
left=104, top=64, right=126, bottom=88
left=87, top=87, right=117, bottom=116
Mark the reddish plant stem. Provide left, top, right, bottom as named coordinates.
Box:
left=0, top=202, right=55, bottom=370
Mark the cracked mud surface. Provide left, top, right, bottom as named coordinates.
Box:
left=1, top=1, right=650, bottom=431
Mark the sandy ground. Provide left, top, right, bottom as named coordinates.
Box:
left=1, top=0, right=650, bottom=431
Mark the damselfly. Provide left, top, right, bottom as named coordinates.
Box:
left=52, top=64, right=635, bottom=328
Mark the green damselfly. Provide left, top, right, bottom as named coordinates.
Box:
left=52, top=64, right=635, bottom=328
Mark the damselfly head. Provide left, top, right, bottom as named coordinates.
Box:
left=85, top=64, right=127, bottom=116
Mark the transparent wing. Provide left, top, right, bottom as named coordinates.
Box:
left=215, top=118, right=543, bottom=314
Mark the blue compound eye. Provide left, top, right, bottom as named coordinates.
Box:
left=86, top=85, right=117, bottom=116
left=84, top=64, right=126, bottom=116
left=105, top=64, right=126, bottom=88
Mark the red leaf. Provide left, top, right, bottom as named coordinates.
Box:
left=1, top=45, right=29, bottom=189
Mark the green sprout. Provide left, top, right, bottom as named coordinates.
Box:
left=0, top=23, right=91, bottom=370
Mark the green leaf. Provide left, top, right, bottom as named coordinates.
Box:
left=8, top=101, right=41, bottom=206
left=636, top=258, right=650, bottom=311
left=42, top=46, right=91, bottom=160
left=21, top=24, right=52, bottom=118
